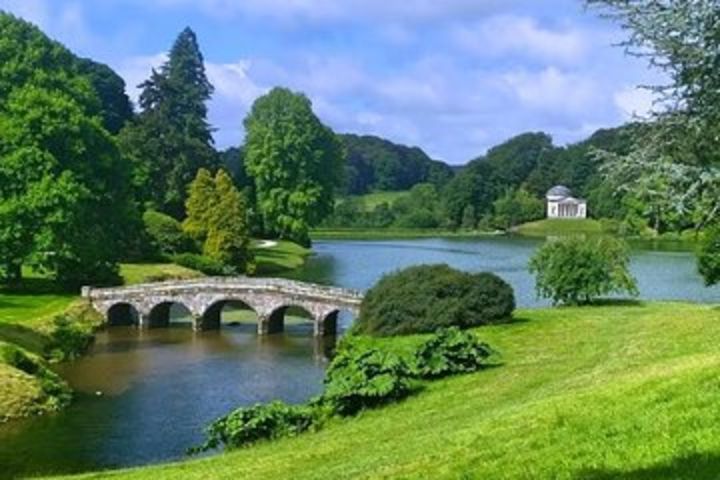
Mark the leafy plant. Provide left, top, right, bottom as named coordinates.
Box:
left=191, top=401, right=318, bottom=453
left=357, top=264, right=515, bottom=336
left=321, top=341, right=413, bottom=416
left=143, top=210, right=196, bottom=258
left=529, top=236, right=638, bottom=305
left=414, top=327, right=493, bottom=379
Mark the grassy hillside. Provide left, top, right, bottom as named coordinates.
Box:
left=514, top=218, right=606, bottom=237
left=58, top=301, right=720, bottom=479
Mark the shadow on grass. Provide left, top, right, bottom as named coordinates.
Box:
left=0, top=322, right=51, bottom=354
left=0, top=277, right=76, bottom=295
left=588, top=298, right=645, bottom=307
left=579, top=453, right=720, bottom=480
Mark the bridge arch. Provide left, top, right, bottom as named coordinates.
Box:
left=318, top=308, right=357, bottom=336
left=262, top=304, right=316, bottom=335
left=107, top=302, right=141, bottom=326
left=147, top=301, right=194, bottom=328
left=200, top=299, right=258, bottom=331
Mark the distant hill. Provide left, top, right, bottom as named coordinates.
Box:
left=339, top=134, right=454, bottom=195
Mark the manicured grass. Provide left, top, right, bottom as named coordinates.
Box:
left=56, top=301, right=720, bottom=479
left=514, top=218, right=606, bottom=237
left=253, top=240, right=311, bottom=276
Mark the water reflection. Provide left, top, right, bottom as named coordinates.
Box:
left=0, top=324, right=334, bottom=479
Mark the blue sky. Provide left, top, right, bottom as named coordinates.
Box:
left=0, top=0, right=659, bottom=164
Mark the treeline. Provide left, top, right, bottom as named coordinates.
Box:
left=325, top=126, right=640, bottom=231
left=0, top=13, right=344, bottom=286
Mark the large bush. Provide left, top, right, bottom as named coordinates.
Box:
left=191, top=401, right=317, bottom=452
left=143, top=210, right=196, bottom=257
left=356, top=264, right=515, bottom=336
left=528, top=236, right=638, bottom=305
left=321, top=341, right=414, bottom=415
left=414, top=327, right=493, bottom=379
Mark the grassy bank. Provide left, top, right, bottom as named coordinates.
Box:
left=513, top=218, right=606, bottom=237
left=253, top=240, right=311, bottom=275
left=54, top=301, right=720, bottom=479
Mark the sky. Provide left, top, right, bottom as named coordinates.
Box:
left=0, top=0, right=660, bottom=164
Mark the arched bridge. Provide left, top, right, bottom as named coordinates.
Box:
left=82, top=277, right=363, bottom=336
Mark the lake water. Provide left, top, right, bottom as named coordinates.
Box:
left=0, top=237, right=715, bottom=478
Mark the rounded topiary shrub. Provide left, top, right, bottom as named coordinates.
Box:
left=356, top=264, right=515, bottom=336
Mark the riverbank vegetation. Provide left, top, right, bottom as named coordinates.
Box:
left=52, top=301, right=720, bottom=479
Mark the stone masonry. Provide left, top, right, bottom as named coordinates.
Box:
left=82, top=277, right=363, bottom=336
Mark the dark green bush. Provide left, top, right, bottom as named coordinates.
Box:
left=321, top=340, right=413, bottom=416
left=143, top=210, right=196, bottom=257
left=414, top=327, right=493, bottom=379
left=357, top=264, right=515, bottom=336
left=191, top=401, right=317, bottom=453
left=172, top=253, right=235, bottom=276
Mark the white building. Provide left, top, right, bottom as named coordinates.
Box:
left=546, top=185, right=587, bottom=219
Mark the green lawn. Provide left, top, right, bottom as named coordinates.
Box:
left=514, top=218, right=606, bottom=237
left=356, top=190, right=409, bottom=210
left=55, top=301, right=720, bottom=479
left=253, top=240, right=311, bottom=276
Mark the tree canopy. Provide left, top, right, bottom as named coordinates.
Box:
left=0, top=13, right=134, bottom=286
left=243, top=87, right=345, bottom=246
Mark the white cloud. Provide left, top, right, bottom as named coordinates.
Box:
left=614, top=86, right=655, bottom=120
left=503, top=67, right=597, bottom=114
left=453, top=15, right=588, bottom=64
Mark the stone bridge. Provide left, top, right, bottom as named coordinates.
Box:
left=82, top=277, right=363, bottom=336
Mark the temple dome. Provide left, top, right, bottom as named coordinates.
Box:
left=546, top=185, right=572, bottom=199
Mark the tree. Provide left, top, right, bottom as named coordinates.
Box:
left=528, top=237, right=638, bottom=305
left=119, top=27, right=217, bottom=217
left=0, top=86, right=132, bottom=286
left=183, top=168, right=218, bottom=243
left=460, top=205, right=476, bottom=230
left=243, top=87, right=345, bottom=246
left=587, top=2, right=720, bottom=237
left=697, top=225, right=720, bottom=286
left=204, top=170, right=254, bottom=273
left=492, top=189, right=544, bottom=230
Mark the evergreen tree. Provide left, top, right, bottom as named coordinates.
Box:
left=244, top=87, right=345, bottom=246
left=204, top=170, right=254, bottom=273
left=183, top=168, right=218, bottom=243
left=120, top=27, right=217, bottom=218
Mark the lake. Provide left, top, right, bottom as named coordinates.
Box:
left=0, top=236, right=715, bottom=478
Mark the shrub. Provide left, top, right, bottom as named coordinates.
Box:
left=321, top=340, right=414, bottom=415
left=45, top=315, right=95, bottom=362
left=191, top=401, right=317, bottom=453
left=356, top=264, right=515, bottom=336
left=414, top=327, right=493, bottom=379
left=698, top=224, right=720, bottom=286
left=528, top=236, right=638, bottom=305
left=172, top=253, right=235, bottom=276
left=143, top=210, right=196, bottom=257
